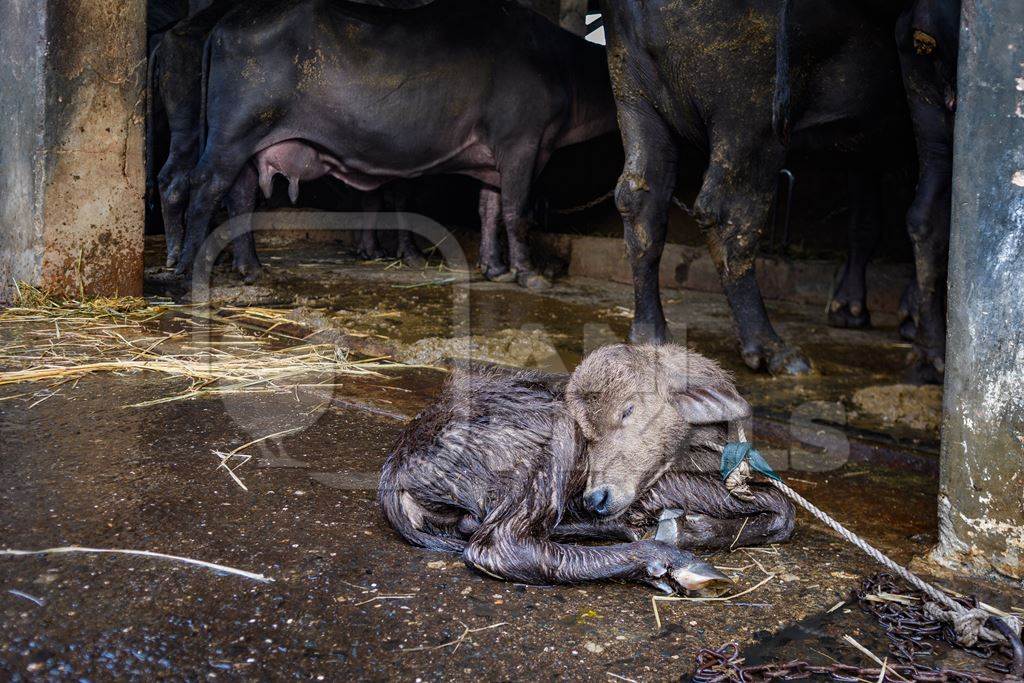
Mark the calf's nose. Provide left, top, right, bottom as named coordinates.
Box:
left=583, top=487, right=612, bottom=516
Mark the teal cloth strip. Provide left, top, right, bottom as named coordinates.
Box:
left=721, top=442, right=781, bottom=482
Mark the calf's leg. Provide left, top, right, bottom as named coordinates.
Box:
left=458, top=514, right=640, bottom=543
left=462, top=416, right=726, bottom=591
left=630, top=472, right=795, bottom=550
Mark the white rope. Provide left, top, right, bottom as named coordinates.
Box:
left=722, top=429, right=1019, bottom=646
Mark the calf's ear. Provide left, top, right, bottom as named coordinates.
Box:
left=673, top=383, right=751, bottom=425
left=649, top=345, right=752, bottom=425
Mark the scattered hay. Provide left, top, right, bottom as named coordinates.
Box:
left=403, top=621, right=507, bottom=653
left=1, top=281, right=172, bottom=324
left=0, top=285, right=402, bottom=407
left=651, top=574, right=779, bottom=629
left=212, top=426, right=305, bottom=491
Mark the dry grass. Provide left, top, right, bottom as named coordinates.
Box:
left=1, top=281, right=172, bottom=324
left=0, top=283, right=402, bottom=407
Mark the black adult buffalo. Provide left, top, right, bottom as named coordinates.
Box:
left=145, top=0, right=216, bottom=233
left=150, top=1, right=249, bottom=273
left=599, top=0, right=907, bottom=374
left=895, top=0, right=960, bottom=383
left=175, top=0, right=617, bottom=288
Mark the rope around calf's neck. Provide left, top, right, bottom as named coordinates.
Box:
left=716, top=435, right=1021, bottom=648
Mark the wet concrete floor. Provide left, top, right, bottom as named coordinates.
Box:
left=0, top=240, right=1015, bottom=680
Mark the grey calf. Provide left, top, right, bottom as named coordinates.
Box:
left=379, top=344, right=794, bottom=592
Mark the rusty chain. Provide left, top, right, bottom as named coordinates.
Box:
left=855, top=574, right=1016, bottom=674
left=691, top=642, right=1006, bottom=682
left=690, top=573, right=1019, bottom=682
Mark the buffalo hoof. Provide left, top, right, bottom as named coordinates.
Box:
left=482, top=265, right=515, bottom=283
left=517, top=270, right=552, bottom=290
left=357, top=248, right=387, bottom=261
left=907, top=348, right=944, bottom=385
left=400, top=251, right=427, bottom=269
left=899, top=317, right=917, bottom=342
left=741, top=341, right=811, bottom=376
left=898, top=282, right=919, bottom=341
left=237, top=265, right=262, bottom=285
left=827, top=299, right=871, bottom=329
left=165, top=243, right=182, bottom=269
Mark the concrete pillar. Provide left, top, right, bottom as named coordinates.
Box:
left=934, top=0, right=1024, bottom=580
left=0, top=0, right=146, bottom=302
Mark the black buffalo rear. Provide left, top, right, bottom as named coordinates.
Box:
left=175, top=0, right=616, bottom=286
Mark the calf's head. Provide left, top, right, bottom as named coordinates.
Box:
left=565, top=344, right=750, bottom=518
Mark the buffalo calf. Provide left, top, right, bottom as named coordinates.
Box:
left=379, top=344, right=794, bottom=592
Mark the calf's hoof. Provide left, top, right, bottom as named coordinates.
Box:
left=516, top=270, right=552, bottom=290
left=641, top=541, right=731, bottom=594
left=741, top=341, right=811, bottom=376
left=827, top=299, right=871, bottom=329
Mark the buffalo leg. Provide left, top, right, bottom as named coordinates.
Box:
left=358, top=192, right=386, bottom=260
left=615, top=103, right=680, bottom=345
left=156, top=140, right=198, bottom=268
left=499, top=152, right=551, bottom=290
left=391, top=186, right=427, bottom=268
left=902, top=98, right=952, bottom=384
left=223, top=163, right=262, bottom=284
left=630, top=472, right=795, bottom=550
left=828, top=166, right=882, bottom=329
left=478, top=187, right=513, bottom=282
left=898, top=279, right=919, bottom=341
left=176, top=148, right=253, bottom=276
left=697, top=143, right=811, bottom=375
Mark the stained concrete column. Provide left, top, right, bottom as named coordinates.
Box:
left=934, top=0, right=1024, bottom=580
left=0, top=0, right=146, bottom=301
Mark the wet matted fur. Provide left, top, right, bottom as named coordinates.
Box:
left=379, top=344, right=794, bottom=591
